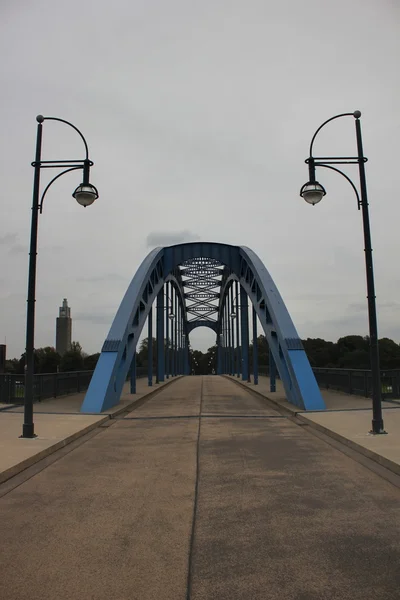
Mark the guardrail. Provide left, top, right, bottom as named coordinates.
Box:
left=2, top=366, right=399, bottom=404
left=312, top=368, right=400, bottom=399
left=257, top=366, right=400, bottom=399
left=0, top=367, right=149, bottom=404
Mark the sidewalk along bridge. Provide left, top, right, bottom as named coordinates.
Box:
left=81, top=242, right=326, bottom=413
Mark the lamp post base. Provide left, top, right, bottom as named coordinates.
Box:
left=370, top=419, right=387, bottom=435
left=21, top=423, right=36, bottom=438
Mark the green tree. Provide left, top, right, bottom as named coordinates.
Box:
left=337, top=335, right=369, bottom=369
left=84, top=353, right=100, bottom=371
left=378, top=338, right=400, bottom=370
left=249, top=335, right=269, bottom=366
left=5, top=358, right=19, bottom=374
left=36, top=347, right=61, bottom=373
left=17, top=347, right=61, bottom=374
left=302, top=338, right=338, bottom=368
left=137, top=337, right=157, bottom=369
left=60, top=341, right=84, bottom=372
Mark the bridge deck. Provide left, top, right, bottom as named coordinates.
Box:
left=1, top=376, right=399, bottom=599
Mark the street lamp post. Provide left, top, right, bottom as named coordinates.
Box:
left=22, top=115, right=98, bottom=438
left=300, top=110, right=386, bottom=434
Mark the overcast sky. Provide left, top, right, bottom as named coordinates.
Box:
left=1, top=0, right=399, bottom=359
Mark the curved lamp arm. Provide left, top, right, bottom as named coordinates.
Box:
left=41, top=116, right=90, bottom=160
left=39, top=166, right=83, bottom=213
left=309, top=112, right=357, bottom=157
left=317, top=163, right=361, bottom=210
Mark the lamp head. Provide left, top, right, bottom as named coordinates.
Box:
left=300, top=181, right=326, bottom=206
left=72, top=183, right=99, bottom=207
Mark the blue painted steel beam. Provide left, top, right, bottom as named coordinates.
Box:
left=174, top=290, right=178, bottom=374
left=219, top=259, right=325, bottom=409
left=156, top=288, right=165, bottom=382
left=230, top=284, right=235, bottom=375
left=177, top=301, right=181, bottom=374
left=170, top=286, right=174, bottom=376
left=217, top=329, right=222, bottom=375
left=270, top=347, right=276, bottom=392
left=130, top=352, right=136, bottom=394
left=148, top=307, right=153, bottom=387
left=187, top=320, right=218, bottom=333
left=165, top=284, right=169, bottom=379
left=235, top=280, right=240, bottom=378
left=240, top=285, right=249, bottom=382
left=253, top=305, right=258, bottom=385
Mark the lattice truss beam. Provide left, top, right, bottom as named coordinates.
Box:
left=180, top=257, right=225, bottom=324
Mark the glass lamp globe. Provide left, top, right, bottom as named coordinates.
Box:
left=300, top=181, right=326, bottom=206
left=73, top=183, right=99, bottom=207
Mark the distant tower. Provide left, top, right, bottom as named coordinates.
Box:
left=56, top=299, right=72, bottom=356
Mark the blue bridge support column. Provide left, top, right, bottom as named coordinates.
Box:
left=172, top=287, right=178, bottom=377
left=184, top=334, right=190, bottom=375
left=240, top=285, right=249, bottom=382
left=270, top=347, right=276, bottom=392
left=148, top=307, right=153, bottom=387
left=170, top=289, right=174, bottom=376
left=156, top=287, right=165, bottom=382
left=217, top=331, right=222, bottom=374
left=130, top=352, right=136, bottom=394
left=227, top=301, right=231, bottom=375
left=252, top=305, right=258, bottom=385
left=165, top=283, right=169, bottom=379
left=177, top=301, right=181, bottom=374
left=230, top=285, right=235, bottom=375
left=224, top=305, right=228, bottom=374
left=235, top=281, right=240, bottom=378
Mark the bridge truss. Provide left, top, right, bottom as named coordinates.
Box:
left=81, top=242, right=325, bottom=413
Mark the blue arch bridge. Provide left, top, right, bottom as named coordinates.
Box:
left=81, top=242, right=326, bottom=413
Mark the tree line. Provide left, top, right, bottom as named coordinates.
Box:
left=4, top=334, right=400, bottom=375
left=255, top=334, right=400, bottom=370
left=131, top=334, right=400, bottom=374
left=4, top=342, right=100, bottom=374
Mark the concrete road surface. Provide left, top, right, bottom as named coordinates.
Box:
left=1, top=376, right=399, bottom=600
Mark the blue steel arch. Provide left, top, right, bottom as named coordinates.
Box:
left=187, top=320, right=218, bottom=333
left=81, top=242, right=325, bottom=413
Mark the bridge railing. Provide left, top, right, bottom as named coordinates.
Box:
left=257, top=365, right=400, bottom=400
left=0, top=367, right=149, bottom=405
left=312, top=367, right=400, bottom=400
left=2, top=366, right=399, bottom=405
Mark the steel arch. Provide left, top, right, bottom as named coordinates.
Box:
left=81, top=242, right=325, bottom=412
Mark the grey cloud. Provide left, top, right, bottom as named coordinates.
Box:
left=0, top=233, right=17, bottom=245
left=347, top=301, right=400, bottom=313
left=146, top=230, right=200, bottom=248
left=0, top=233, right=27, bottom=255
left=379, top=302, right=400, bottom=311
left=8, top=244, right=27, bottom=255
left=346, top=303, right=368, bottom=314
left=76, top=273, right=128, bottom=283
left=74, top=312, right=113, bottom=326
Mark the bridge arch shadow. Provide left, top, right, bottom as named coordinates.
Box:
left=81, top=242, right=325, bottom=413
